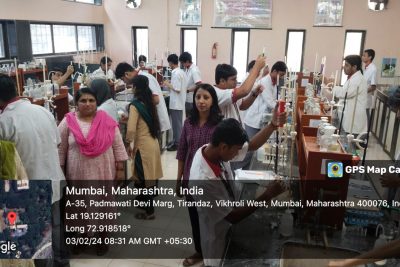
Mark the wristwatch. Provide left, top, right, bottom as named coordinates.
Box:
left=270, top=121, right=279, bottom=129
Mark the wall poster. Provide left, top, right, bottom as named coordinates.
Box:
left=213, top=0, right=272, bottom=28
left=314, top=0, right=344, bottom=26
left=179, top=0, right=202, bottom=26
left=381, top=57, right=397, bottom=77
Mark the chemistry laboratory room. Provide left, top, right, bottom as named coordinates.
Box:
left=1, top=0, right=400, bottom=267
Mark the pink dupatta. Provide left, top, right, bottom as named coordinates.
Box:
left=66, top=110, right=118, bottom=157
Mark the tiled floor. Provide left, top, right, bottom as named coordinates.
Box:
left=70, top=150, right=201, bottom=267
left=71, top=135, right=390, bottom=266
left=365, top=134, right=391, bottom=161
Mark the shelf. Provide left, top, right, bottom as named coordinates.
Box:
left=22, top=68, right=46, bottom=75
left=9, top=68, right=48, bottom=96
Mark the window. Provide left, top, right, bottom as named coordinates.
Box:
left=30, top=24, right=53, bottom=55
left=0, top=25, right=5, bottom=58
left=30, top=22, right=102, bottom=55
left=126, top=0, right=142, bottom=9
left=340, top=30, right=366, bottom=85
left=132, top=27, right=148, bottom=67
left=77, top=26, right=96, bottom=51
left=76, top=0, right=95, bottom=3
left=285, top=30, right=305, bottom=73
left=66, top=0, right=102, bottom=5
left=181, top=28, right=197, bottom=65
left=231, top=29, right=249, bottom=83
left=53, top=25, right=77, bottom=53
left=368, top=0, right=387, bottom=11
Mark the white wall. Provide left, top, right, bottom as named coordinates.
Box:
left=1, top=0, right=400, bottom=84
left=103, top=0, right=169, bottom=66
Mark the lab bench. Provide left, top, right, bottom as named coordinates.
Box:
left=222, top=182, right=399, bottom=267
left=221, top=145, right=399, bottom=267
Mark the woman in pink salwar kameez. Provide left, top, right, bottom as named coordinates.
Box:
left=58, top=88, right=128, bottom=180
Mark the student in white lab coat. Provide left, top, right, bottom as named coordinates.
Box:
left=179, top=52, right=202, bottom=116
left=188, top=104, right=287, bottom=267
left=332, top=55, right=368, bottom=135
left=244, top=61, right=287, bottom=139
left=164, top=54, right=187, bottom=151
left=213, top=56, right=266, bottom=123
left=91, top=56, right=116, bottom=84
left=115, top=62, right=171, bottom=132
left=138, top=54, right=147, bottom=69
left=0, top=74, right=68, bottom=267
left=51, top=65, right=75, bottom=88
left=0, top=74, right=64, bottom=188
left=237, top=61, right=269, bottom=124
left=51, top=66, right=75, bottom=103
left=362, top=49, right=377, bottom=125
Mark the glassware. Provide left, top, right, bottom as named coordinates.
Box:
left=317, top=117, right=329, bottom=145
left=328, top=134, right=340, bottom=152
left=320, top=126, right=336, bottom=151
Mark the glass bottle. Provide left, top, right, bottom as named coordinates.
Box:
left=328, top=134, right=340, bottom=152
left=316, top=118, right=329, bottom=145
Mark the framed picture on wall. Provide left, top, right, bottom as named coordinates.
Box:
left=178, top=0, right=202, bottom=26
left=381, top=58, right=397, bottom=77
left=213, top=0, right=272, bottom=29
left=314, top=0, right=344, bottom=26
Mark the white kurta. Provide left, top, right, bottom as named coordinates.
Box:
left=0, top=99, right=64, bottom=202
left=91, top=67, right=115, bottom=80
left=363, top=62, right=377, bottom=109
left=139, top=71, right=171, bottom=132
left=169, top=68, right=187, bottom=110
left=333, top=71, right=368, bottom=134
left=189, top=143, right=248, bottom=267
left=214, top=86, right=243, bottom=123
left=185, top=64, right=202, bottom=103
left=244, top=75, right=277, bottom=129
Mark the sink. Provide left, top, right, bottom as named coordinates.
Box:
left=280, top=241, right=365, bottom=267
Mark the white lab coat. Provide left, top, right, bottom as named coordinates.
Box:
left=139, top=71, right=171, bottom=132
left=185, top=64, right=202, bottom=103
left=169, top=68, right=187, bottom=110
left=0, top=99, right=64, bottom=202
left=244, top=75, right=277, bottom=129
left=214, top=86, right=243, bottom=123
left=98, top=98, right=119, bottom=122
left=363, top=62, right=377, bottom=109
left=333, top=71, right=368, bottom=134
left=188, top=143, right=248, bottom=267
left=91, top=67, right=115, bottom=80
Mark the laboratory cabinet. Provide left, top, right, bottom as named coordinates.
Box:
left=9, top=68, right=48, bottom=94
left=372, top=89, right=400, bottom=160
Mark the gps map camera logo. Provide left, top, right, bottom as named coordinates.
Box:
left=328, top=162, right=343, bottom=178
